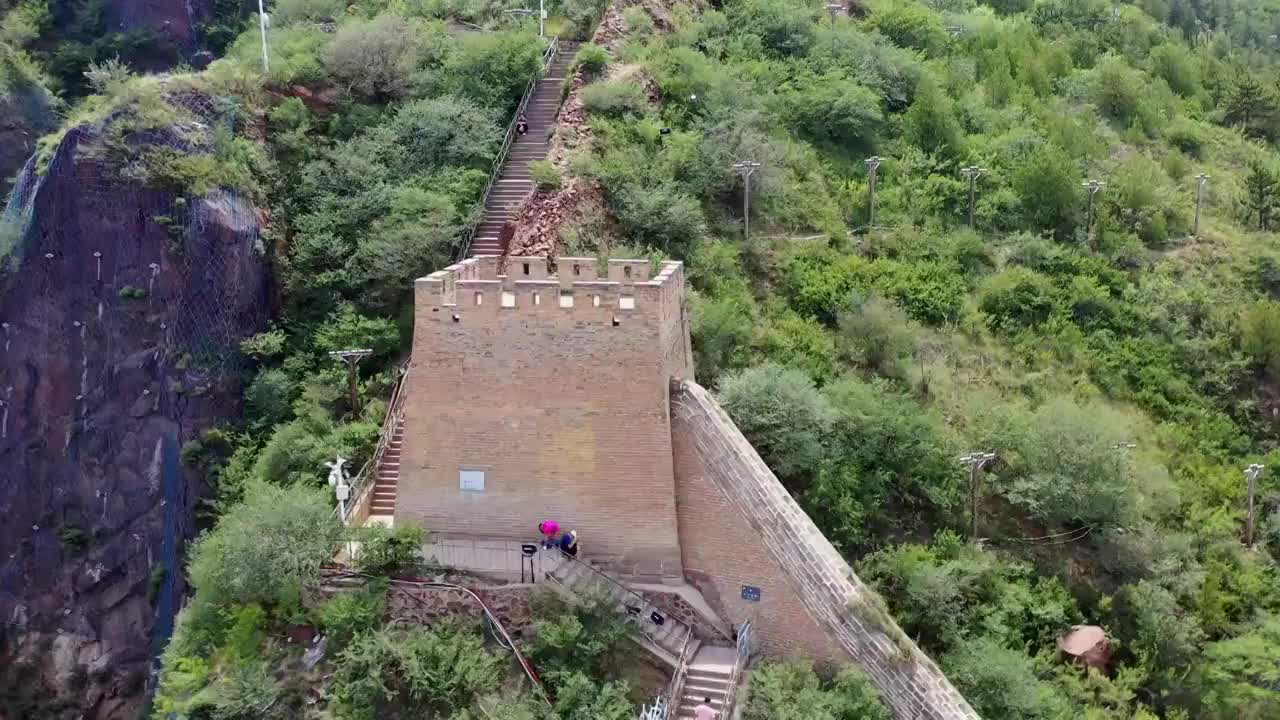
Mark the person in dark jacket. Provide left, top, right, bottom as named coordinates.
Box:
left=516, top=112, right=529, bottom=135
left=558, top=530, right=579, bottom=557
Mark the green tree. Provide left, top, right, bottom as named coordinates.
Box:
left=1240, top=300, right=1280, bottom=382
left=717, top=363, right=836, bottom=488
left=806, top=377, right=958, bottom=551
left=1200, top=616, right=1280, bottom=719
left=330, top=625, right=502, bottom=720
left=1243, top=160, right=1277, bottom=230
left=1010, top=144, right=1079, bottom=237
left=186, top=482, right=342, bottom=609
left=745, top=661, right=892, bottom=720
left=903, top=76, right=964, bottom=158
left=942, top=637, right=1072, bottom=719
left=325, top=14, right=425, bottom=101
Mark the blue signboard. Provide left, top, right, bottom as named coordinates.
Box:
left=741, top=585, right=761, bottom=602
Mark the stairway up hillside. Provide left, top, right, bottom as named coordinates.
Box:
left=469, top=40, right=580, bottom=257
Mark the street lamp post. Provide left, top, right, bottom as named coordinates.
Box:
left=329, top=349, right=373, bottom=415
left=731, top=161, right=762, bottom=239
left=865, top=156, right=883, bottom=230
left=960, top=165, right=986, bottom=227
left=825, top=3, right=843, bottom=24
left=1081, top=179, right=1106, bottom=248
left=1245, top=463, right=1265, bottom=547
left=959, top=452, right=998, bottom=540
left=1193, top=173, right=1210, bottom=239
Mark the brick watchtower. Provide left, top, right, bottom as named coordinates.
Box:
left=398, top=256, right=693, bottom=579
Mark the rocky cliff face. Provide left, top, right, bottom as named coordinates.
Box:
left=0, top=120, right=270, bottom=718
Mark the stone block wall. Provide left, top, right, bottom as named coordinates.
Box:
left=399, top=257, right=694, bottom=578
left=671, top=380, right=980, bottom=720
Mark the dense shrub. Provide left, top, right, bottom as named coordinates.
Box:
left=580, top=79, right=647, bottom=118
left=717, top=363, right=835, bottom=487
left=186, top=482, right=342, bottom=609
left=353, top=525, right=426, bottom=575
left=573, top=43, right=608, bottom=76
left=330, top=625, right=502, bottom=719
left=745, top=661, right=892, bottom=720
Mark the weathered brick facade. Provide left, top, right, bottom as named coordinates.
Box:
left=399, top=256, right=980, bottom=720
left=671, top=381, right=981, bottom=720
left=400, top=256, right=692, bottom=578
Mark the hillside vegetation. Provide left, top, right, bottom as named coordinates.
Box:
left=5, top=0, right=1280, bottom=716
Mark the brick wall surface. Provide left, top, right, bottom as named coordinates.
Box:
left=671, top=380, right=981, bottom=720
left=399, top=257, right=692, bottom=578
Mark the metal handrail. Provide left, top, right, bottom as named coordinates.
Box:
left=456, top=36, right=561, bottom=260
left=721, top=621, right=752, bottom=718
left=339, top=360, right=411, bottom=523
left=547, top=547, right=693, bottom=654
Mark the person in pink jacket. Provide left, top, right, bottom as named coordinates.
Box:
left=538, top=519, right=560, bottom=547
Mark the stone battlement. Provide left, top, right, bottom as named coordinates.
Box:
left=416, top=255, right=684, bottom=316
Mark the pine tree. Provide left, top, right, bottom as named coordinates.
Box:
left=1244, top=160, right=1278, bottom=230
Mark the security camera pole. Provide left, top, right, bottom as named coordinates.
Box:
left=329, top=349, right=373, bottom=415
left=1193, top=173, right=1210, bottom=239
left=732, top=161, right=762, bottom=239
left=865, top=156, right=883, bottom=230
left=1245, top=463, right=1265, bottom=548
left=960, top=165, right=986, bottom=227
left=959, top=452, right=998, bottom=540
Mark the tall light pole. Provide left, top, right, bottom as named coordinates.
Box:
left=960, top=165, right=986, bottom=227
left=1193, top=173, right=1210, bottom=239
left=329, top=349, right=373, bottom=415
left=732, top=161, right=762, bottom=239
left=959, top=452, right=997, bottom=540
left=825, top=3, right=843, bottom=24
left=257, top=0, right=270, bottom=73
left=1245, top=463, right=1265, bottom=548
left=865, top=156, right=883, bottom=230
left=1082, top=179, right=1105, bottom=248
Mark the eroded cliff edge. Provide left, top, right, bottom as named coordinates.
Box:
left=0, top=117, right=270, bottom=718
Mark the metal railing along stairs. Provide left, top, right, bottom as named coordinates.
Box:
left=456, top=36, right=562, bottom=260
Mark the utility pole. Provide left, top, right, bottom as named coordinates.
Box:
left=1245, top=463, right=1265, bottom=548
left=1193, top=173, right=1210, bottom=239
left=1081, top=179, right=1105, bottom=248
left=959, top=452, right=997, bottom=540
left=865, top=156, right=883, bottom=230
left=732, top=161, right=762, bottom=239
left=257, top=0, right=270, bottom=73
left=329, top=349, right=373, bottom=415
left=960, top=165, right=986, bottom=227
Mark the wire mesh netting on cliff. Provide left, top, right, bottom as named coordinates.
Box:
left=3, top=88, right=263, bottom=377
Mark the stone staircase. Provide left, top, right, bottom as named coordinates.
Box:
left=368, top=417, right=404, bottom=518
left=469, top=40, right=580, bottom=257
left=676, top=646, right=737, bottom=720
left=546, top=550, right=693, bottom=665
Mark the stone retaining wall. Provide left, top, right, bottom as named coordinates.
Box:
left=671, top=380, right=980, bottom=720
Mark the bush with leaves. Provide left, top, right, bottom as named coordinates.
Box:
left=573, top=43, right=608, bottom=77
left=580, top=79, right=647, bottom=118
left=744, top=661, right=892, bottom=720
left=526, top=592, right=631, bottom=682
left=353, top=524, right=426, bottom=575
left=186, top=482, right=343, bottom=611
left=717, top=362, right=835, bottom=488
left=329, top=624, right=502, bottom=720
left=318, top=580, right=388, bottom=647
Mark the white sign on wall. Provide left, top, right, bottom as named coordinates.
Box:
left=459, top=469, right=486, bottom=492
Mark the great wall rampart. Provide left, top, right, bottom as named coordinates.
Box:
left=375, top=253, right=982, bottom=720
